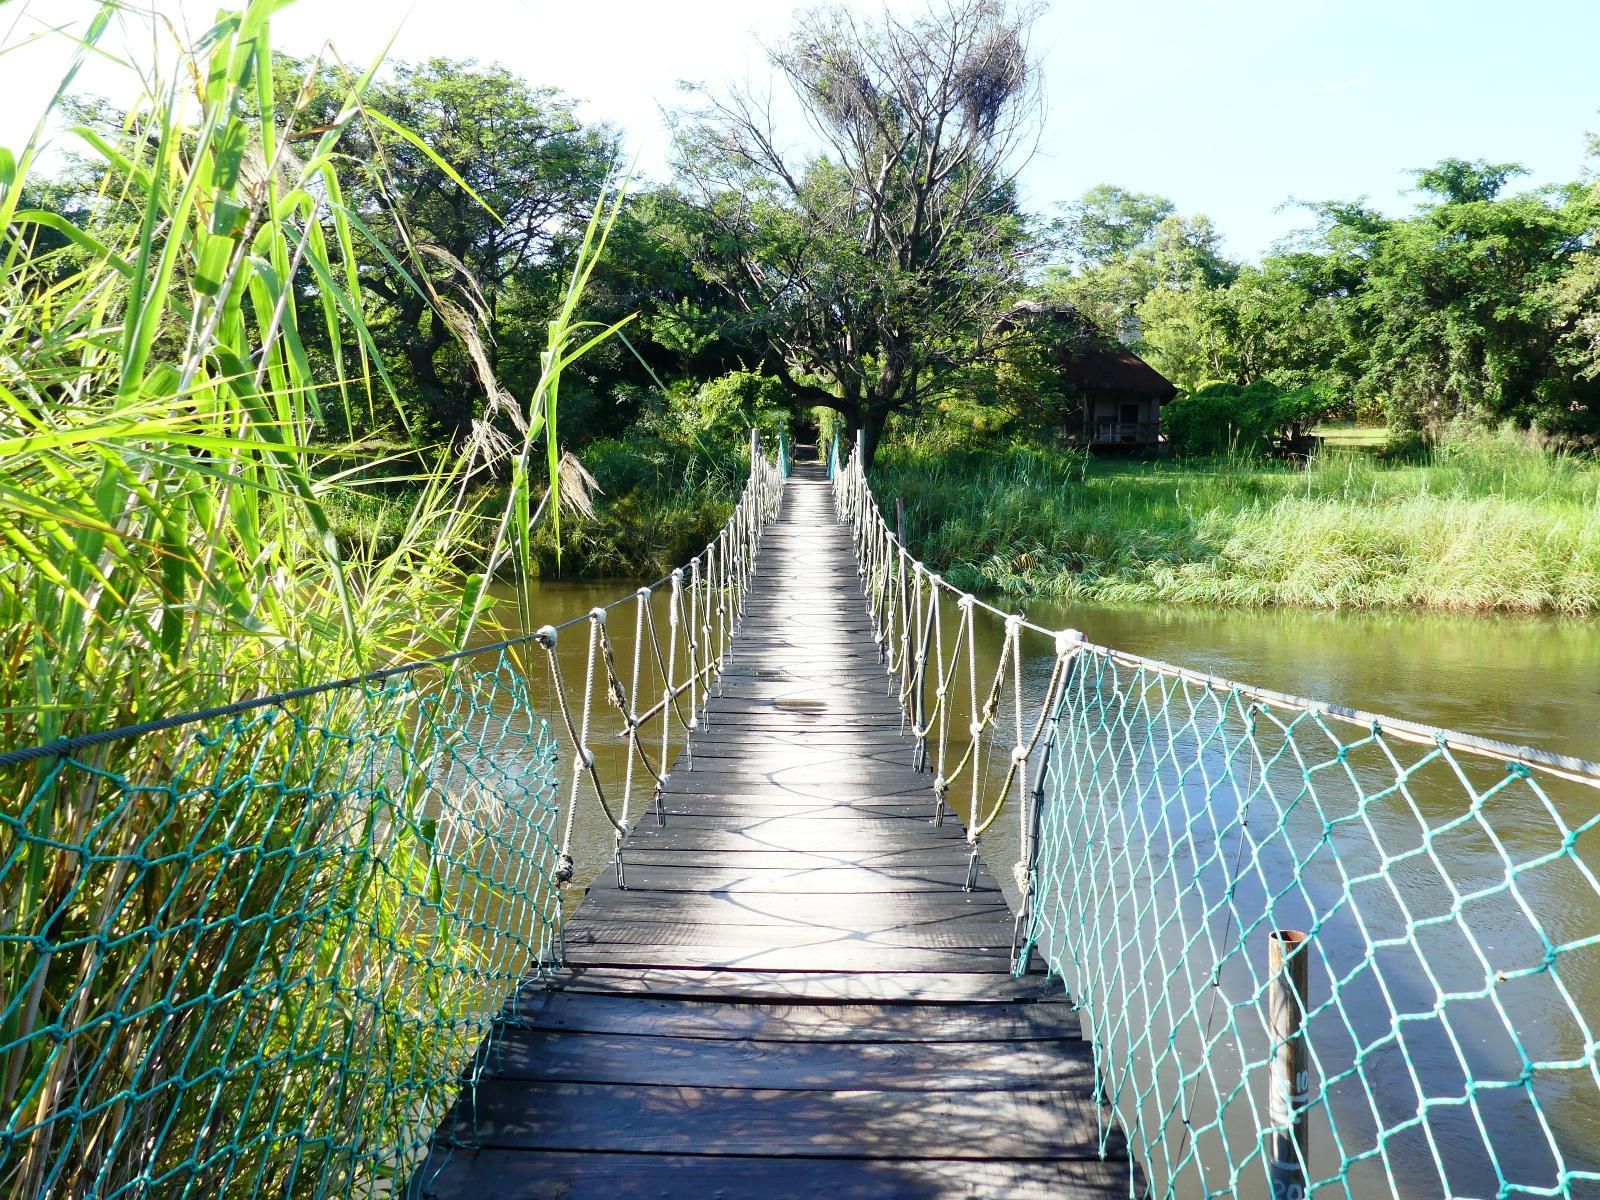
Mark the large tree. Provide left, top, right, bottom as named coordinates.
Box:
left=667, top=0, right=1045, bottom=462
left=1349, top=160, right=1599, bottom=434
left=349, top=60, right=619, bottom=440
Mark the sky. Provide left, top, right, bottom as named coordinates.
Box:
left=2, top=0, right=1597, bottom=261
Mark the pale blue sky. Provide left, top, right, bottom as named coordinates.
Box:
left=3, top=0, right=1596, bottom=260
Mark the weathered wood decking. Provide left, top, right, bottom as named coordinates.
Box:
left=413, top=463, right=1132, bottom=1198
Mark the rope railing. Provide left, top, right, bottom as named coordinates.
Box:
left=832, top=433, right=1600, bottom=1200
left=0, top=436, right=788, bottom=1199
left=532, top=430, right=787, bottom=892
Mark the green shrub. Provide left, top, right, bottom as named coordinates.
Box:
left=1165, top=379, right=1334, bottom=455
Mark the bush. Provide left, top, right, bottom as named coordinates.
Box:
left=1165, top=379, right=1333, bottom=456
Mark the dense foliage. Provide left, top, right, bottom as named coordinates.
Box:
left=1162, top=380, right=1333, bottom=456
left=0, top=5, right=632, bottom=1194
left=1048, top=159, right=1600, bottom=442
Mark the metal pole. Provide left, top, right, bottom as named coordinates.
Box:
left=1267, top=928, right=1312, bottom=1199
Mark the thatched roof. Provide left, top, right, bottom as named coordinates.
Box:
left=995, top=301, right=1178, bottom=403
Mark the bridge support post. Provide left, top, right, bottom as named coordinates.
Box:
left=1267, top=928, right=1312, bottom=1199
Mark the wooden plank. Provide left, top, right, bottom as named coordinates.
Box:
left=575, top=888, right=1010, bottom=928
left=656, top=787, right=937, bottom=807
left=656, top=774, right=938, bottom=794
left=606, top=847, right=977, bottom=870
left=564, top=911, right=1014, bottom=951
left=443, top=1080, right=1115, bottom=1160
left=640, top=806, right=955, bottom=825
left=562, top=940, right=1014, bottom=973
left=617, top=829, right=967, bottom=855
left=545, top=967, right=1062, bottom=1004
left=516, top=993, right=1080, bottom=1042
left=481, top=1029, right=1093, bottom=1090
left=621, top=819, right=968, bottom=851
left=411, top=1150, right=1133, bottom=1200
left=583, top=862, right=996, bottom=894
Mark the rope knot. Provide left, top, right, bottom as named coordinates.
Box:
left=1055, top=628, right=1084, bottom=656
left=533, top=625, right=558, bottom=650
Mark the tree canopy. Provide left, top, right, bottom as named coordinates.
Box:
left=1046, top=156, right=1600, bottom=442
left=664, top=0, right=1046, bottom=462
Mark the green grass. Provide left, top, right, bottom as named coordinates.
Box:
left=1312, top=422, right=1389, bottom=447
left=873, top=427, right=1600, bottom=614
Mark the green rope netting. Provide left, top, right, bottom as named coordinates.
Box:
left=1021, top=646, right=1600, bottom=1200
left=0, top=647, right=562, bottom=1199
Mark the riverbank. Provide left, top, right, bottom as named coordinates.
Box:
left=872, top=429, right=1600, bottom=614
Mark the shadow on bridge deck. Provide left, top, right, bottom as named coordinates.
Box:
left=409, top=464, right=1135, bottom=1198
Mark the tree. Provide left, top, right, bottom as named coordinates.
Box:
left=343, top=60, right=619, bottom=440
left=666, top=0, right=1045, bottom=463
left=1353, top=166, right=1598, bottom=435
left=1039, top=186, right=1237, bottom=340
left=1163, top=380, right=1333, bottom=456
left=1056, top=184, right=1174, bottom=268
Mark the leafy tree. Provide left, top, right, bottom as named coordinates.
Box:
left=1064, top=157, right=1600, bottom=444
left=666, top=0, right=1045, bottom=463
left=1057, top=184, right=1174, bottom=268
left=1163, top=380, right=1332, bottom=456
left=1410, top=157, right=1528, bottom=204
left=1040, top=189, right=1237, bottom=339
left=1353, top=168, right=1598, bottom=435
left=333, top=59, right=620, bottom=441
left=566, top=187, right=758, bottom=443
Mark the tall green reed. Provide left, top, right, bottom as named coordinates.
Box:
left=0, top=4, right=622, bottom=1194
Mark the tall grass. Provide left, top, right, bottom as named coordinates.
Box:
left=0, top=4, right=621, bottom=1194
left=875, top=426, right=1600, bottom=613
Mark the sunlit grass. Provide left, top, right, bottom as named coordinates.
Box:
left=875, top=426, right=1600, bottom=613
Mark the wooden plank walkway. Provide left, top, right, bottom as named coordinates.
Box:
left=412, top=462, right=1133, bottom=1199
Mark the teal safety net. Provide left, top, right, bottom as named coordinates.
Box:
left=0, top=645, right=562, bottom=1199
left=1020, top=644, right=1600, bottom=1200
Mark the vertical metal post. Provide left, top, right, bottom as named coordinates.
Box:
left=1267, top=928, right=1312, bottom=1199
left=1012, top=631, right=1079, bottom=972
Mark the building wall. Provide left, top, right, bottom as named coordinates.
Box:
left=1084, top=391, right=1162, bottom=443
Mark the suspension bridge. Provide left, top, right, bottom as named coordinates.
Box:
left=4, top=437, right=1600, bottom=1199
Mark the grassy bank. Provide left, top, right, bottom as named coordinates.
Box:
left=873, top=428, right=1600, bottom=613
left=0, top=8, right=623, bottom=1194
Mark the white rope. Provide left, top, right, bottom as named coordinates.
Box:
left=534, top=439, right=786, bottom=888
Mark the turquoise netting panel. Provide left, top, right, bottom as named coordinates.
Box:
left=0, top=647, right=562, bottom=1199
left=1022, top=646, right=1600, bottom=1200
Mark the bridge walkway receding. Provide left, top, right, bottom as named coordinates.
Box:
left=412, top=462, right=1133, bottom=1199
